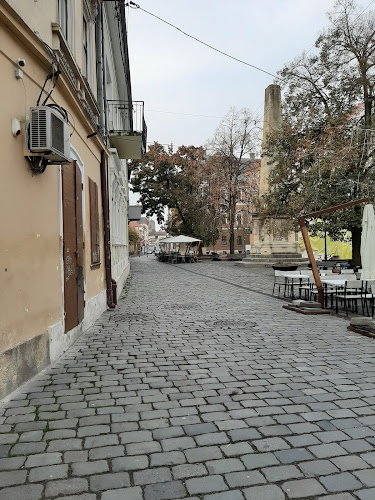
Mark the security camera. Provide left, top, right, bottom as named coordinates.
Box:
left=17, top=58, right=26, bottom=67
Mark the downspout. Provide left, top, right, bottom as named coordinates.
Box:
left=100, top=150, right=116, bottom=308
left=95, top=1, right=104, bottom=135
left=101, top=2, right=108, bottom=138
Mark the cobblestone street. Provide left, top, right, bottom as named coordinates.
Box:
left=1, top=257, right=375, bottom=500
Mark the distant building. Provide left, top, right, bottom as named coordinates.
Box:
left=202, top=157, right=261, bottom=255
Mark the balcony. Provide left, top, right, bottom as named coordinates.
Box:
left=107, top=101, right=147, bottom=159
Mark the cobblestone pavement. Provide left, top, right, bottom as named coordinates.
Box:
left=1, top=257, right=375, bottom=500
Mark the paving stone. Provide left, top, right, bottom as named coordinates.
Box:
left=0, top=485, right=44, bottom=500
left=161, top=436, right=196, bottom=451
left=10, top=442, right=46, bottom=455
left=112, top=455, right=149, bottom=471
left=47, top=439, right=82, bottom=452
left=126, top=441, right=162, bottom=455
left=0, top=456, right=26, bottom=470
left=316, top=494, right=356, bottom=500
left=71, top=460, right=108, bottom=475
left=262, top=464, right=303, bottom=482
left=253, top=437, right=290, bottom=452
left=44, top=429, right=76, bottom=440
left=360, top=452, right=375, bottom=466
left=341, top=439, right=373, bottom=453
left=274, top=447, right=314, bottom=463
left=332, top=455, right=370, bottom=471
left=18, top=430, right=43, bottom=442
left=241, top=452, right=279, bottom=470
left=228, top=428, right=261, bottom=441
left=221, top=442, right=254, bottom=456
left=0, top=470, right=27, bottom=487
left=101, top=487, right=142, bottom=500
left=299, top=459, right=339, bottom=476
left=144, top=480, right=187, bottom=499
left=134, top=467, right=172, bottom=485
left=153, top=426, right=185, bottom=440
left=243, top=484, right=285, bottom=499
left=88, top=445, right=124, bottom=460
left=204, top=491, right=244, bottom=500
left=282, top=478, right=326, bottom=497
left=195, top=432, right=229, bottom=446
left=225, top=471, right=266, bottom=488
left=63, top=451, right=88, bottom=463
left=185, top=475, right=228, bottom=494
left=309, top=443, right=348, bottom=458
left=185, top=446, right=223, bottom=463
left=353, top=469, right=375, bottom=486
left=183, top=423, right=217, bottom=436
left=90, top=472, right=130, bottom=491
left=172, top=463, right=208, bottom=479
left=150, top=451, right=186, bottom=466
left=29, top=464, right=68, bottom=482
left=320, top=472, right=363, bottom=492
left=356, top=488, right=375, bottom=500
left=45, top=478, right=88, bottom=497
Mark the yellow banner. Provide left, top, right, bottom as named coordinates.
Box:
left=299, top=233, right=352, bottom=259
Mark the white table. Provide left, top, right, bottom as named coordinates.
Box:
left=282, top=274, right=310, bottom=298
left=321, top=279, right=346, bottom=286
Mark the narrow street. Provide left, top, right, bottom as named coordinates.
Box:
left=1, top=258, right=375, bottom=500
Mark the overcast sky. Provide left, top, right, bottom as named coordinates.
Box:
left=125, top=0, right=341, bottom=213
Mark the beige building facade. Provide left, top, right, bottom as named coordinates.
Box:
left=0, top=0, right=145, bottom=398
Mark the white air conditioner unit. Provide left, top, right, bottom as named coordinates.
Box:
left=29, top=106, right=71, bottom=163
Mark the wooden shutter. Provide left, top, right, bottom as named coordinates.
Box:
left=89, top=178, right=100, bottom=265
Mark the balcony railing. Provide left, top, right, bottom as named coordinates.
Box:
left=107, top=101, right=147, bottom=158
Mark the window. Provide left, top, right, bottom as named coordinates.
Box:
left=58, top=0, right=68, bottom=41
left=221, top=235, right=227, bottom=246
left=237, top=235, right=243, bottom=246
left=236, top=213, right=243, bottom=226
left=83, top=15, right=89, bottom=79
left=89, top=178, right=100, bottom=266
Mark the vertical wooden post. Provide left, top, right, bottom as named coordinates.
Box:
left=299, top=217, right=324, bottom=308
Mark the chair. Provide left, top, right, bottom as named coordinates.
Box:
left=333, top=280, right=364, bottom=315
left=273, top=271, right=287, bottom=297
left=298, top=270, right=314, bottom=299
left=363, top=280, right=375, bottom=316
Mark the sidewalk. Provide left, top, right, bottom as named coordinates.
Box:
left=1, top=257, right=375, bottom=499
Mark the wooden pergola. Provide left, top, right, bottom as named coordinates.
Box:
left=298, top=198, right=369, bottom=308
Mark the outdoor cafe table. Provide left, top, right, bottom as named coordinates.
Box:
left=320, top=279, right=347, bottom=308
left=282, top=274, right=310, bottom=298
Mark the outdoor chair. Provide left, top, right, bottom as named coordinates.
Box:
left=363, top=280, right=375, bottom=316
left=273, top=271, right=288, bottom=297
left=333, top=279, right=364, bottom=315
left=298, top=270, right=314, bottom=299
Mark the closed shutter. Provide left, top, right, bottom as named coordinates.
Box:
left=89, top=177, right=100, bottom=265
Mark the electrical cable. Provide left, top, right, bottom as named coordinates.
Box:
left=125, top=1, right=279, bottom=80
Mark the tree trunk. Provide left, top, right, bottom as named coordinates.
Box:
left=351, top=225, right=361, bottom=267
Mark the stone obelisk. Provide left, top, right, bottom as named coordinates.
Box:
left=243, top=84, right=302, bottom=263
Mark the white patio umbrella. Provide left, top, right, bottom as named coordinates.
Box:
left=360, top=204, right=375, bottom=279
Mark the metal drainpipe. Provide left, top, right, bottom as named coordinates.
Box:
left=100, top=150, right=116, bottom=308
left=95, top=1, right=104, bottom=134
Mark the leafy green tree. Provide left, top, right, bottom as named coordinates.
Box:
left=261, top=0, right=375, bottom=264
left=131, top=143, right=218, bottom=245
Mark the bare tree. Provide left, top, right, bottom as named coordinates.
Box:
left=206, top=108, right=260, bottom=254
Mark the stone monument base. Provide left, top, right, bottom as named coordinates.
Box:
left=237, top=216, right=308, bottom=268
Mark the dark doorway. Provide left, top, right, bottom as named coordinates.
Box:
left=62, top=161, right=84, bottom=332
